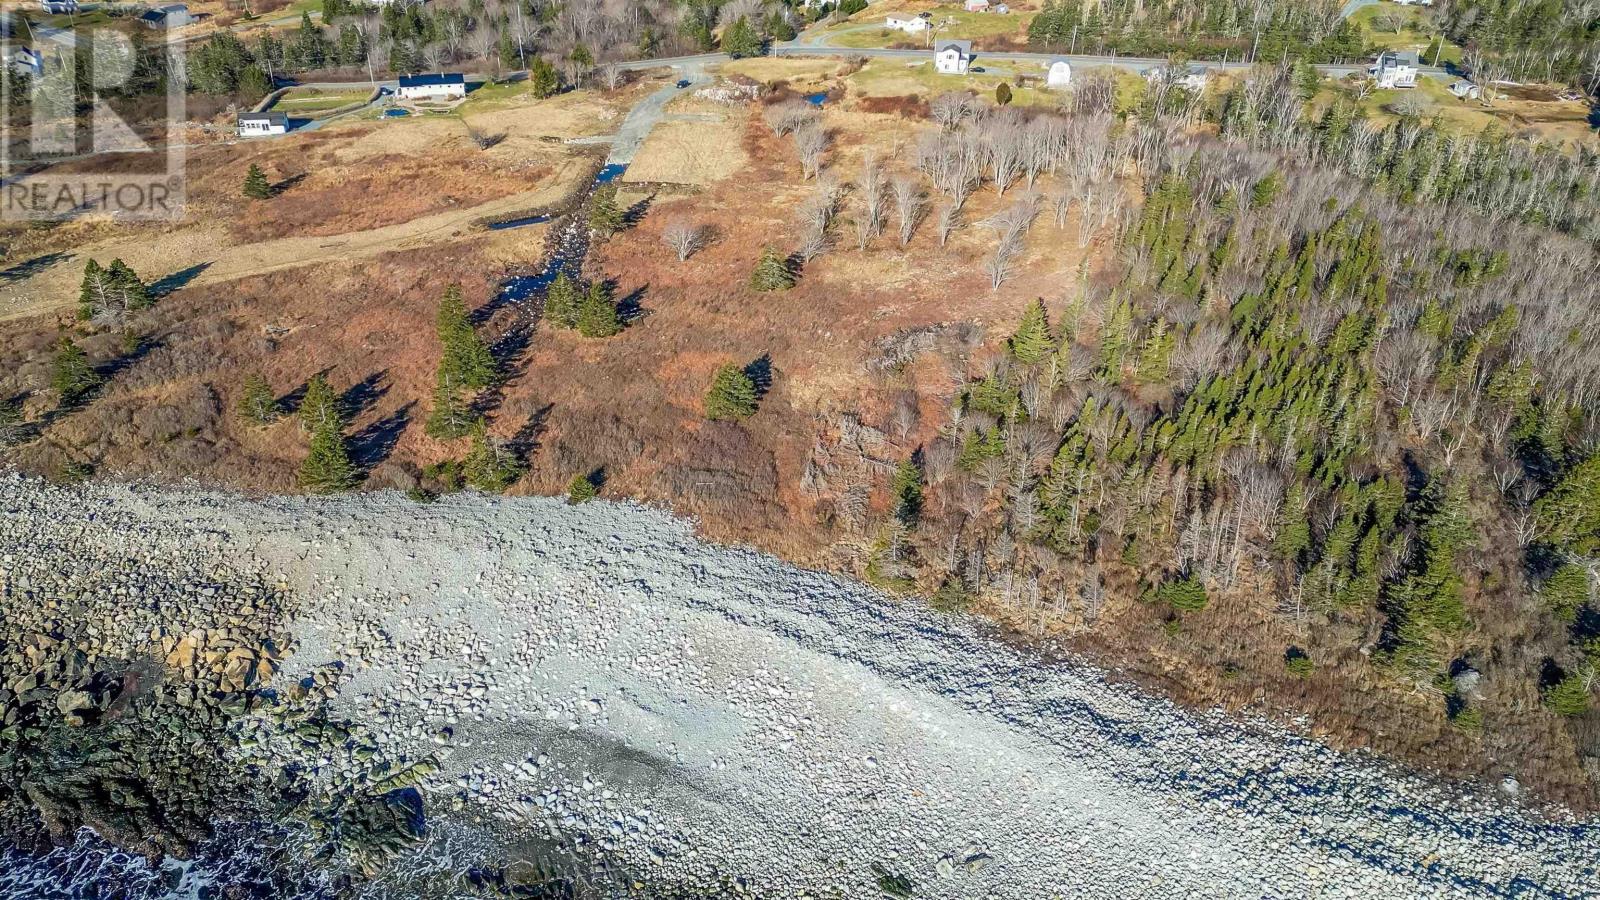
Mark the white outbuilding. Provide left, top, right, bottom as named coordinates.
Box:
left=1046, top=57, right=1072, bottom=88
left=397, top=72, right=467, bottom=101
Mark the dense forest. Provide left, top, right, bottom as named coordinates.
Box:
left=802, top=63, right=1600, bottom=803
left=1027, top=0, right=1365, bottom=62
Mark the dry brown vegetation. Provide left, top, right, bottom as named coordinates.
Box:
left=5, top=64, right=1600, bottom=812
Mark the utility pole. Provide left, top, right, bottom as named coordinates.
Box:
left=1070, top=24, right=1076, bottom=55
left=512, top=0, right=527, bottom=70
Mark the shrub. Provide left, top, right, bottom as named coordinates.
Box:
left=50, top=337, right=103, bottom=407
left=237, top=373, right=279, bottom=425
left=749, top=246, right=795, bottom=292
left=567, top=472, right=599, bottom=503
left=1543, top=672, right=1592, bottom=717
left=243, top=163, right=271, bottom=200
left=1284, top=647, right=1314, bottom=678
left=704, top=363, right=759, bottom=421
left=1152, top=573, right=1208, bottom=612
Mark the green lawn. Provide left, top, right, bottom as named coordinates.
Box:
left=1349, top=2, right=1461, bottom=64
left=276, top=88, right=371, bottom=113
left=847, top=58, right=1060, bottom=107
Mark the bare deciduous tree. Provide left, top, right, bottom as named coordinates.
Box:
left=662, top=218, right=706, bottom=262
left=794, top=121, right=829, bottom=181
left=892, top=174, right=925, bottom=247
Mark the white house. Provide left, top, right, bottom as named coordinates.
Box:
left=40, top=0, right=79, bottom=13
left=1045, top=57, right=1072, bottom=88
left=964, top=0, right=989, bottom=11
left=1369, top=50, right=1419, bottom=88
left=1392, top=0, right=1434, bottom=6
left=8, top=47, right=44, bottom=78
left=934, top=39, right=972, bottom=75
left=397, top=72, right=467, bottom=101
left=886, top=15, right=929, bottom=33
left=237, top=111, right=288, bottom=137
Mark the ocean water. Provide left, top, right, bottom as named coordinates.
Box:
left=0, top=825, right=341, bottom=899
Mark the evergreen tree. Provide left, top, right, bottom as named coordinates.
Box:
left=568, top=471, right=599, bottom=503
left=237, top=373, right=280, bottom=424
left=298, top=373, right=342, bottom=433
left=705, top=363, right=758, bottom=421
left=891, top=458, right=924, bottom=525
left=436, top=285, right=496, bottom=389
left=1541, top=563, right=1591, bottom=622
left=1153, top=573, right=1208, bottom=612
left=995, top=82, right=1012, bottom=106
left=587, top=184, right=624, bottom=237
left=749, top=247, right=795, bottom=292
left=239, top=64, right=273, bottom=101
left=425, top=371, right=475, bottom=439
left=463, top=418, right=525, bottom=492
left=1535, top=452, right=1600, bottom=554
left=529, top=58, right=560, bottom=97
left=50, top=337, right=102, bottom=406
left=78, top=259, right=108, bottom=321
left=722, top=16, right=762, bottom=58
left=544, top=272, right=581, bottom=329
left=243, top=162, right=272, bottom=200
left=1008, top=299, right=1053, bottom=365
left=576, top=281, right=623, bottom=338
left=299, top=418, right=359, bottom=494
left=1251, top=171, right=1284, bottom=208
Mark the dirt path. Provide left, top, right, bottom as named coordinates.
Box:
left=0, top=156, right=591, bottom=323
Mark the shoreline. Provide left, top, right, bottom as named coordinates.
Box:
left=2, top=474, right=1597, bottom=897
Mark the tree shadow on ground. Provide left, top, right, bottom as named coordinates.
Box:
left=350, top=402, right=413, bottom=470
left=341, top=370, right=389, bottom=421
left=0, top=251, right=72, bottom=282
left=616, top=282, right=648, bottom=323
left=99, top=334, right=163, bottom=381
left=743, top=353, right=773, bottom=398
left=150, top=262, right=212, bottom=299
left=271, top=173, right=308, bottom=196
left=508, top=403, right=553, bottom=458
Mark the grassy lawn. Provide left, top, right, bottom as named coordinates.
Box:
left=817, top=8, right=1033, bottom=48
left=456, top=79, right=536, bottom=112
left=276, top=88, right=370, bottom=113
left=1349, top=2, right=1462, bottom=65
left=847, top=58, right=1061, bottom=107
left=1318, top=75, right=1594, bottom=146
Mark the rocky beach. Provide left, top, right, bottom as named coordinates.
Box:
left=2, top=474, right=1597, bottom=898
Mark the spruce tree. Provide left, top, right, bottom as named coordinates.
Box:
left=425, top=371, right=475, bottom=439
left=463, top=418, right=525, bottom=492
left=50, top=337, right=102, bottom=406
left=77, top=259, right=107, bottom=321
left=244, top=162, right=272, bottom=200
left=298, top=373, right=341, bottom=433
left=1008, top=299, right=1053, bottom=365
left=587, top=184, right=624, bottom=237
left=237, top=373, right=280, bottom=424
left=544, top=272, right=581, bottom=329
left=106, top=259, right=150, bottom=311
left=749, top=247, right=795, bottom=292
left=567, top=472, right=599, bottom=503
left=529, top=58, right=560, bottom=98
left=704, top=363, right=758, bottom=421
left=436, top=285, right=496, bottom=389
left=298, top=418, right=359, bottom=494
left=722, top=16, right=762, bottom=58
left=576, top=281, right=623, bottom=338
left=1535, top=452, right=1600, bottom=554
left=891, top=459, right=924, bottom=525
left=1541, top=563, right=1591, bottom=622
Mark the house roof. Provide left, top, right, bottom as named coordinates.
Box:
left=936, top=40, right=972, bottom=54
left=398, top=72, right=465, bottom=88
left=239, top=111, right=288, bottom=125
